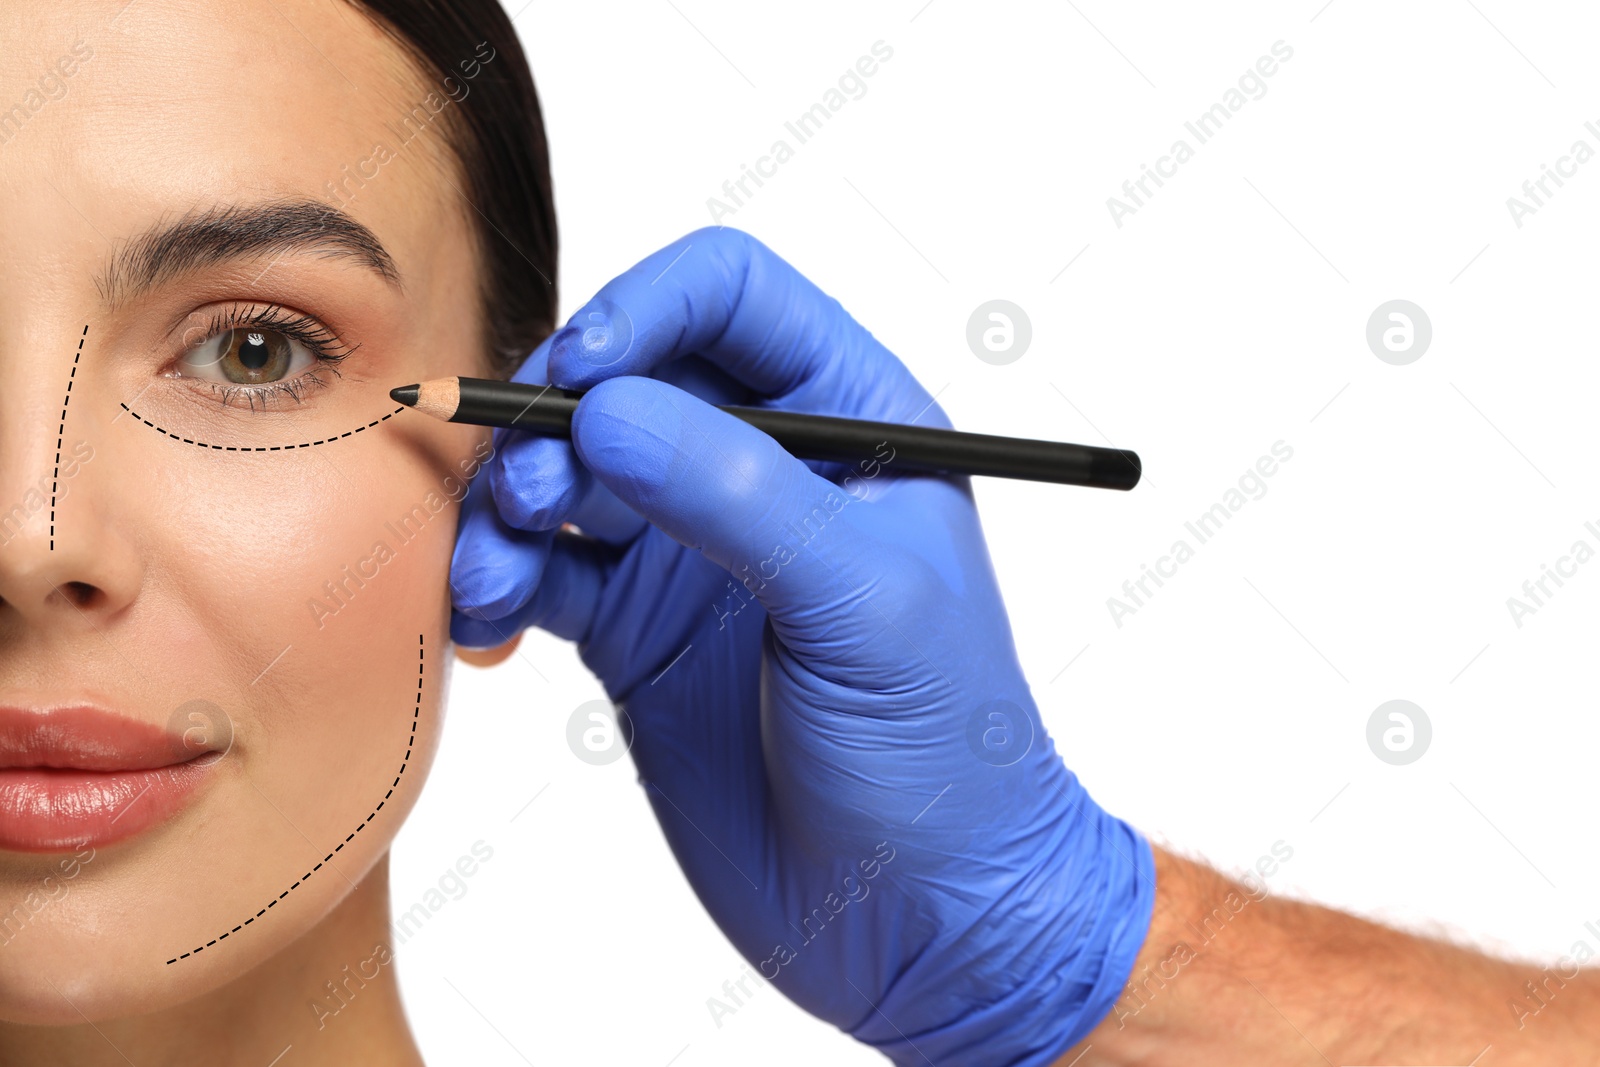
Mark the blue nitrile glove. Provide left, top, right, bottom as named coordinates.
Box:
left=450, top=228, right=1155, bottom=1066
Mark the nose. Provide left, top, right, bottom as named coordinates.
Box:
left=0, top=329, right=143, bottom=632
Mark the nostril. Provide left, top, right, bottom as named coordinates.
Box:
left=61, top=581, right=97, bottom=607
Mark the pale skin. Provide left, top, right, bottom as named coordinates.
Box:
left=0, top=0, right=492, bottom=1062
left=4, top=3, right=1594, bottom=1066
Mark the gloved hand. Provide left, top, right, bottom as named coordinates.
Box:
left=450, top=228, right=1155, bottom=1066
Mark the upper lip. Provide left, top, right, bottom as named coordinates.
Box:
left=0, top=705, right=205, bottom=771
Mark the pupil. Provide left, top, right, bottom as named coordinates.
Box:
left=238, top=331, right=270, bottom=371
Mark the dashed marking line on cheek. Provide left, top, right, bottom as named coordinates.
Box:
left=118, top=403, right=405, bottom=451
left=163, top=633, right=425, bottom=965
left=49, top=326, right=88, bottom=552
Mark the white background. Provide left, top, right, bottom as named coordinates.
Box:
left=391, top=2, right=1600, bottom=1063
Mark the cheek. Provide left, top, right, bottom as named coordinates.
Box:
left=150, top=423, right=474, bottom=766
left=152, top=446, right=448, bottom=632
left=175, top=448, right=458, bottom=650
left=38, top=420, right=483, bottom=1014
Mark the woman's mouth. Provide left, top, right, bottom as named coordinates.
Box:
left=0, top=705, right=223, bottom=852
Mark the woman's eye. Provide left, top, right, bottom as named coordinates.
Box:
left=179, top=327, right=317, bottom=385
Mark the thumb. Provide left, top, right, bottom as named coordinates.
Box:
left=570, top=376, right=935, bottom=672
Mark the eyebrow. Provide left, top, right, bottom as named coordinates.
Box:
left=97, top=199, right=401, bottom=308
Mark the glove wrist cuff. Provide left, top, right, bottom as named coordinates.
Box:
left=869, top=815, right=1157, bottom=1067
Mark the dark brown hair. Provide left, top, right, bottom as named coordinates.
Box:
left=352, top=0, right=557, bottom=376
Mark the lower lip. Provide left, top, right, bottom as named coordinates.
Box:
left=0, top=761, right=213, bottom=852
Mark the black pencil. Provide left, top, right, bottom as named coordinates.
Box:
left=390, top=377, right=1141, bottom=491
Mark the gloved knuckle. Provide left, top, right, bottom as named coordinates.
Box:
left=490, top=457, right=568, bottom=529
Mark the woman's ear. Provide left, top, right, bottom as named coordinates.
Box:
left=454, top=633, right=522, bottom=667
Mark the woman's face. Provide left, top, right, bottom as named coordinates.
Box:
left=0, top=0, right=489, bottom=1020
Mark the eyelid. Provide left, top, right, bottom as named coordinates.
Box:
left=163, top=302, right=358, bottom=412
left=173, top=301, right=355, bottom=365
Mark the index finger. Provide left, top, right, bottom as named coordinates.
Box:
left=545, top=227, right=946, bottom=428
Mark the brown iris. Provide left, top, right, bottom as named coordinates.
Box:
left=215, top=328, right=293, bottom=384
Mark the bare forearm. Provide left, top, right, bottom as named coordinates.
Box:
left=1062, top=847, right=1600, bottom=1066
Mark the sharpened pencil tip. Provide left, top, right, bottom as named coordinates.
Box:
left=390, top=384, right=420, bottom=406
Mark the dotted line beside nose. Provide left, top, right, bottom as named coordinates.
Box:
left=49, top=326, right=88, bottom=552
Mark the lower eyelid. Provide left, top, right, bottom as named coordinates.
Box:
left=169, top=367, right=336, bottom=413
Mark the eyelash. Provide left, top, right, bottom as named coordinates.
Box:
left=179, top=303, right=359, bottom=411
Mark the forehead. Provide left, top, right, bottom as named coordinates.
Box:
left=0, top=0, right=460, bottom=278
